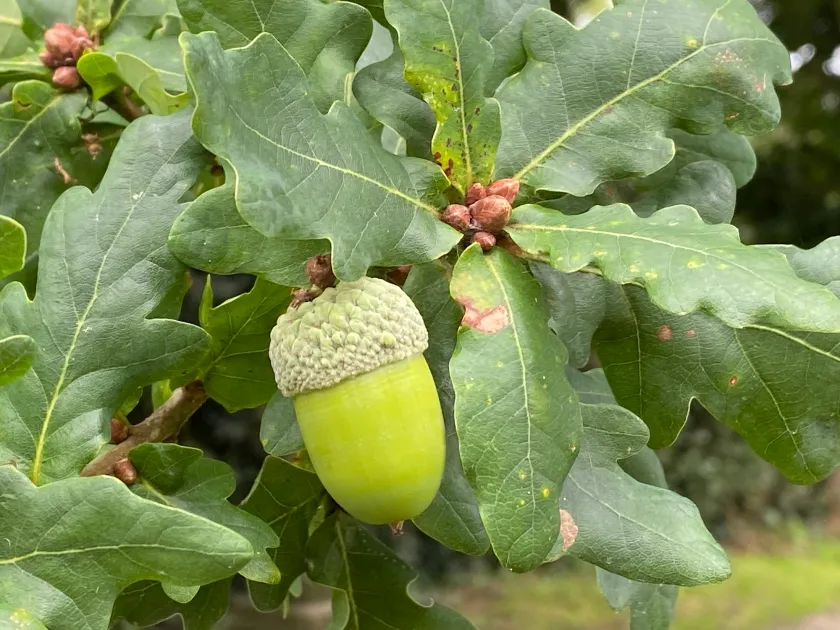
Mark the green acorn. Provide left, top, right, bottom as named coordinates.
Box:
left=269, top=276, right=445, bottom=525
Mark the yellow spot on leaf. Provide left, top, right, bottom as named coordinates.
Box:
left=496, top=361, right=504, bottom=367
left=519, top=470, right=527, bottom=480
left=542, top=488, right=550, bottom=498
left=645, top=271, right=658, bottom=279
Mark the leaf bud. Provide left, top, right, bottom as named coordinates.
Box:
left=473, top=231, right=496, bottom=251
left=109, top=417, right=130, bottom=444
left=464, top=182, right=486, bottom=206
left=114, top=458, right=138, bottom=485
left=469, top=195, right=511, bottom=233
left=44, top=23, right=77, bottom=56
left=52, top=66, right=82, bottom=90
left=441, top=204, right=472, bottom=232
left=486, top=178, right=520, bottom=204
left=305, top=255, right=336, bottom=289
left=38, top=51, right=62, bottom=68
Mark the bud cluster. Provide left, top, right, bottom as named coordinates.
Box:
left=38, top=23, right=95, bottom=91
left=441, top=178, right=520, bottom=252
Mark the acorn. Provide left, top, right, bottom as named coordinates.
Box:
left=268, top=277, right=445, bottom=524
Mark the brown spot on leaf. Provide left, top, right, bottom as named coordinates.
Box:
left=559, top=509, right=578, bottom=552
left=474, top=107, right=481, bottom=115
left=686, top=329, right=696, bottom=338
left=729, top=375, right=738, bottom=386
left=457, top=297, right=509, bottom=333
left=467, top=123, right=473, bottom=133
left=657, top=324, right=672, bottom=341
left=433, top=151, right=441, bottom=160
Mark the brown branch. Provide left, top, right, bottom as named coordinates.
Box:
left=81, top=381, right=207, bottom=477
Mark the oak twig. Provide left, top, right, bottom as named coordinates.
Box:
left=81, top=381, right=207, bottom=477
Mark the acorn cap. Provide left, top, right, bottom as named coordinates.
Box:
left=269, top=277, right=428, bottom=397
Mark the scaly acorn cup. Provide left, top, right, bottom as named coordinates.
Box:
left=269, top=277, right=445, bottom=524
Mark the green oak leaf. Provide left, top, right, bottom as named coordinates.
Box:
left=561, top=369, right=730, bottom=586
left=450, top=245, right=581, bottom=571
left=0, top=109, right=210, bottom=484
left=597, top=448, right=678, bottom=630
left=182, top=31, right=460, bottom=280
left=481, top=0, right=548, bottom=93
left=179, top=0, right=372, bottom=113
left=107, top=0, right=180, bottom=40
left=0, top=605, right=46, bottom=629
left=0, top=215, right=25, bottom=279
left=508, top=204, right=840, bottom=332
left=241, top=456, right=325, bottom=612
left=15, top=0, right=74, bottom=38
left=260, top=392, right=304, bottom=457
left=386, top=0, right=501, bottom=191
left=169, top=183, right=329, bottom=287
left=0, top=52, right=52, bottom=84
left=595, top=241, right=840, bottom=483
left=0, top=82, right=112, bottom=276
left=129, top=444, right=280, bottom=585
left=307, top=512, right=476, bottom=629
left=0, top=465, right=252, bottom=630
left=112, top=578, right=232, bottom=630
left=353, top=35, right=436, bottom=158
left=78, top=34, right=187, bottom=109
left=0, top=0, right=31, bottom=59
left=544, top=128, right=757, bottom=224
left=76, top=0, right=113, bottom=33
left=195, top=276, right=291, bottom=412
left=598, top=570, right=678, bottom=630
left=405, top=261, right=490, bottom=556
left=530, top=263, right=605, bottom=368
left=494, top=0, right=790, bottom=197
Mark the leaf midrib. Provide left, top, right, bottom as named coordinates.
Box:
left=483, top=255, right=537, bottom=567
left=29, top=148, right=182, bottom=484
left=512, top=34, right=777, bottom=181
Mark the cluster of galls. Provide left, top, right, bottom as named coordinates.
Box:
left=39, top=23, right=95, bottom=90
left=441, top=178, right=519, bottom=251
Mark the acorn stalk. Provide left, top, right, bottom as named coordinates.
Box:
left=269, top=277, right=445, bottom=525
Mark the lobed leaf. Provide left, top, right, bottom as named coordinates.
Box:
left=481, top=0, right=548, bottom=93
left=595, top=238, right=840, bottom=483
left=450, top=245, right=581, bottom=571
left=112, top=578, right=232, bottom=630
left=182, top=31, right=460, bottom=280
left=169, top=183, right=329, bottom=287
left=494, top=0, right=790, bottom=197
left=508, top=204, right=840, bottom=332
left=353, top=37, right=436, bottom=158
left=0, top=109, right=210, bottom=484
left=129, top=443, right=281, bottom=584
left=405, top=262, right=490, bottom=556
left=545, top=128, right=756, bottom=224
left=241, top=456, right=325, bottom=612
left=307, top=512, right=476, bottom=629
left=530, top=263, right=605, bottom=368
left=0, top=465, right=252, bottom=630
left=0, top=333, right=34, bottom=386
left=0, top=82, right=113, bottom=279
left=179, top=0, right=372, bottom=113
left=196, top=277, right=291, bottom=412
left=562, top=369, right=730, bottom=586
left=386, top=0, right=501, bottom=191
